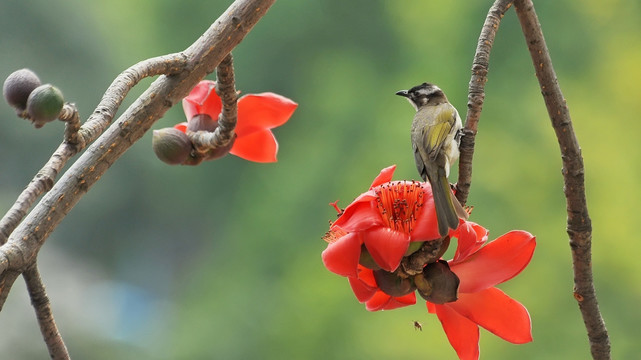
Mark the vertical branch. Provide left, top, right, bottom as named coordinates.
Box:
left=455, top=0, right=514, bottom=206
left=24, top=265, right=70, bottom=360
left=513, top=0, right=610, bottom=359
left=214, top=53, right=238, bottom=146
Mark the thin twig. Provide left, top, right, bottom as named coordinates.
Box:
left=188, top=53, right=239, bottom=154
left=24, top=265, right=70, bottom=360
left=513, top=0, right=610, bottom=358
left=455, top=0, right=514, bottom=206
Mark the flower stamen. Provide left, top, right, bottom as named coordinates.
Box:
left=375, top=181, right=424, bottom=234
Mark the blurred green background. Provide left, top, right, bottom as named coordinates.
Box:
left=1, top=0, right=639, bottom=359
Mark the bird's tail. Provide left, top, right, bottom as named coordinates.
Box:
left=427, top=166, right=460, bottom=237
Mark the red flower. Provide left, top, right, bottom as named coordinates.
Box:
left=322, top=165, right=442, bottom=277
left=179, top=80, right=297, bottom=163
left=427, top=222, right=536, bottom=360
left=321, top=166, right=536, bottom=360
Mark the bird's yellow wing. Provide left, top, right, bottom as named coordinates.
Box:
left=424, top=105, right=455, bottom=161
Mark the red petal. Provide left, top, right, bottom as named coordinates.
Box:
left=362, top=227, right=410, bottom=272
left=174, top=122, right=188, bottom=133
left=348, top=275, right=377, bottom=303
left=369, top=165, right=396, bottom=189
left=236, top=93, right=297, bottom=135
left=382, top=292, right=416, bottom=310
left=332, top=198, right=383, bottom=233
left=321, top=232, right=362, bottom=277
left=410, top=183, right=441, bottom=241
left=451, top=231, right=536, bottom=293
left=183, top=80, right=221, bottom=120
left=229, top=129, right=278, bottom=163
left=452, top=221, right=488, bottom=264
left=365, top=291, right=391, bottom=311
left=446, top=288, right=533, bottom=344
left=432, top=303, right=480, bottom=360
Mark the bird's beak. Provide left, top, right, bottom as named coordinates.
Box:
left=395, top=90, right=409, bottom=97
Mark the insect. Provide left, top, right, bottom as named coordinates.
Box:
left=413, top=320, right=423, bottom=331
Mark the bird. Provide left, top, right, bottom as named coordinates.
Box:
left=396, top=82, right=464, bottom=237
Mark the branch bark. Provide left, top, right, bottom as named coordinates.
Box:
left=24, top=265, right=70, bottom=360
left=513, top=0, right=610, bottom=358
left=455, top=0, right=514, bottom=205
left=0, top=0, right=276, bottom=309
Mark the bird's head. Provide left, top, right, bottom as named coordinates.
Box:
left=395, top=82, right=448, bottom=111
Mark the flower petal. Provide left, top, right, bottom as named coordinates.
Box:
left=369, top=165, right=396, bottom=189
left=445, top=288, right=533, bottom=344
left=229, top=128, right=278, bottom=163
left=432, top=303, right=480, bottom=360
left=409, top=182, right=441, bottom=241
left=332, top=198, right=383, bottom=233
left=362, top=227, right=410, bottom=272
left=236, top=93, right=297, bottom=135
left=348, top=275, right=377, bottom=303
left=183, top=80, right=221, bottom=120
left=451, top=231, right=536, bottom=293
left=365, top=291, right=416, bottom=311
left=174, top=122, right=188, bottom=133
left=382, top=292, right=416, bottom=310
left=452, top=221, right=488, bottom=264
left=321, top=232, right=362, bottom=277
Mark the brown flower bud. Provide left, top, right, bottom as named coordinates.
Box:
left=152, top=128, right=192, bottom=165
left=414, top=260, right=460, bottom=304
left=3, top=68, right=41, bottom=113
left=373, top=269, right=416, bottom=297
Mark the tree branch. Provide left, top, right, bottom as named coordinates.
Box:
left=455, top=0, right=514, bottom=206
left=513, top=0, right=610, bottom=358
left=24, top=265, right=70, bottom=360
left=0, top=0, right=276, bottom=310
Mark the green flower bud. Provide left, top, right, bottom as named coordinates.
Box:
left=26, top=84, right=64, bottom=128
left=373, top=269, right=416, bottom=297
left=3, top=68, right=41, bottom=113
left=152, top=128, right=192, bottom=165
left=414, top=260, right=460, bottom=304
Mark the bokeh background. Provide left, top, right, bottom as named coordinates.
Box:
left=1, top=0, right=639, bottom=359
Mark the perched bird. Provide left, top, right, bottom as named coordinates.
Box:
left=396, top=82, right=463, bottom=237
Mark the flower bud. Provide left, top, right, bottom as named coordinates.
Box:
left=414, top=260, right=459, bottom=304
left=26, top=84, right=64, bottom=128
left=152, top=128, right=192, bottom=165
left=373, top=269, right=416, bottom=297
left=3, top=68, right=41, bottom=113
left=187, top=113, right=218, bottom=132
left=358, top=245, right=381, bottom=270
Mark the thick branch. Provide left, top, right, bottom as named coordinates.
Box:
left=513, top=0, right=610, bottom=359
left=455, top=0, right=514, bottom=205
left=24, top=265, right=69, bottom=360
left=0, top=0, right=275, bottom=284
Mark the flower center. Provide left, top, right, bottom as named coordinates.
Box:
left=374, top=181, right=424, bottom=234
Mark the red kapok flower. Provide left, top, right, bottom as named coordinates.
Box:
left=322, top=165, right=442, bottom=277
left=427, top=222, right=536, bottom=360
left=179, top=80, right=297, bottom=162
left=321, top=165, right=536, bottom=360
